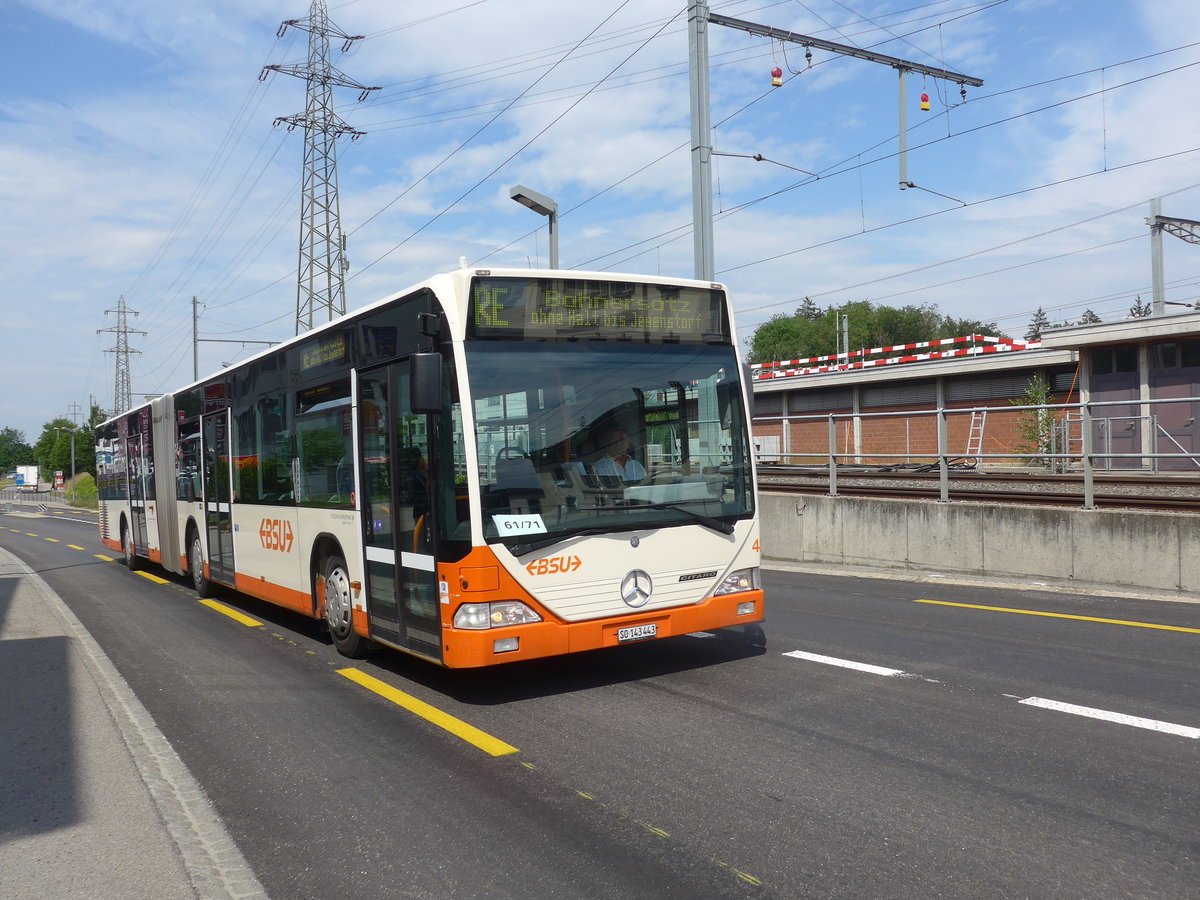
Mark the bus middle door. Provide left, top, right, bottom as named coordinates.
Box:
left=358, top=361, right=442, bottom=661
left=201, top=410, right=235, bottom=585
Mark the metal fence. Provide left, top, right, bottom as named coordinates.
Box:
left=753, top=393, right=1200, bottom=508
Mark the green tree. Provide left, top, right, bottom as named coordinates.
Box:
left=34, top=417, right=76, bottom=481
left=1079, top=309, right=1101, bottom=325
left=1011, top=373, right=1056, bottom=468
left=1129, top=295, right=1152, bottom=317
left=747, top=300, right=1005, bottom=364
left=0, top=427, right=35, bottom=473
left=1025, top=307, right=1050, bottom=341
left=796, top=296, right=822, bottom=319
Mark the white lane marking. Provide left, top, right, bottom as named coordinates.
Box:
left=1019, top=697, right=1200, bottom=740
left=783, top=650, right=908, bottom=678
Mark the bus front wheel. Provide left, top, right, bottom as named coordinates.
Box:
left=320, top=555, right=370, bottom=659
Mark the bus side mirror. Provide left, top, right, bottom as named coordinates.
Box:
left=411, top=352, right=443, bottom=413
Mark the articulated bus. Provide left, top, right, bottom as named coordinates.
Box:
left=96, top=267, right=763, bottom=667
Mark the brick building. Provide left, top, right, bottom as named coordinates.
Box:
left=750, top=311, right=1200, bottom=471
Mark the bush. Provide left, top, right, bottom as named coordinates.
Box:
left=70, top=472, right=98, bottom=509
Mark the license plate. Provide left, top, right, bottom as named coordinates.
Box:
left=617, top=623, right=657, bottom=643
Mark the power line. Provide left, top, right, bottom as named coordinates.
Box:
left=350, top=0, right=678, bottom=276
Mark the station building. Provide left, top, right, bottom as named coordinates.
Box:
left=750, top=310, right=1200, bottom=471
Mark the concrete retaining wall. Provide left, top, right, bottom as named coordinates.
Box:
left=760, top=492, right=1200, bottom=597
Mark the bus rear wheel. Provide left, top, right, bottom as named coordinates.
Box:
left=189, top=530, right=212, bottom=598
left=320, top=555, right=370, bottom=659
left=121, top=522, right=139, bottom=571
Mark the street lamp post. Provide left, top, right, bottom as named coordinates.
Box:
left=509, top=185, right=559, bottom=270
left=54, top=426, right=79, bottom=504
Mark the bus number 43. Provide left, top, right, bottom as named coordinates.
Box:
left=526, top=555, right=582, bottom=576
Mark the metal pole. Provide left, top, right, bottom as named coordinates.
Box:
left=688, top=0, right=715, bottom=281
left=898, top=68, right=909, bottom=189
left=937, top=407, right=949, bottom=501
left=827, top=414, right=838, bottom=497
left=69, top=430, right=76, bottom=504
left=1150, top=198, right=1165, bottom=316
left=547, top=208, right=559, bottom=270
left=1081, top=402, right=1095, bottom=508
left=192, top=295, right=200, bottom=382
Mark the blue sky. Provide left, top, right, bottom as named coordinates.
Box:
left=3, top=0, right=1199, bottom=441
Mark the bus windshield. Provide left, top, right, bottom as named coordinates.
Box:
left=464, top=341, right=755, bottom=548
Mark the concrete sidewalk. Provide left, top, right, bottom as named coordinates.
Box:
left=0, top=546, right=267, bottom=900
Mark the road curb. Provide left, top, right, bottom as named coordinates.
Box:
left=0, top=547, right=269, bottom=900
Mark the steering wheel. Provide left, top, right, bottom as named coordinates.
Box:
left=496, top=446, right=529, bottom=462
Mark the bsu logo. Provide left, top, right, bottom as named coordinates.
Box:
left=259, top=518, right=294, bottom=553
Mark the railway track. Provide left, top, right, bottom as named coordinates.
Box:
left=756, top=466, right=1200, bottom=513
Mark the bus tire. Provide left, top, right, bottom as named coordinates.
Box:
left=320, top=554, right=371, bottom=659
left=121, top=521, right=140, bottom=571
left=188, top=528, right=213, bottom=598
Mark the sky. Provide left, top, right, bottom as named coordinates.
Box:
left=3, top=0, right=1200, bottom=442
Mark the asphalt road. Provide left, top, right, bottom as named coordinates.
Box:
left=3, top=507, right=1198, bottom=898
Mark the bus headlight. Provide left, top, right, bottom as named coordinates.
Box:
left=454, top=601, right=543, bottom=630
left=714, top=567, right=760, bottom=595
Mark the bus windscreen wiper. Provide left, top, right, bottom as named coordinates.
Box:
left=640, top=502, right=735, bottom=535
left=508, top=527, right=614, bottom=557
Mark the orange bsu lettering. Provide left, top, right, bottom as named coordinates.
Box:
left=525, top=555, right=582, bottom=576
left=259, top=518, right=294, bottom=553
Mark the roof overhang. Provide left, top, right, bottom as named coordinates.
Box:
left=1038, top=311, right=1200, bottom=350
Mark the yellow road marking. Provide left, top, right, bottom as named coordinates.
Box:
left=337, top=667, right=519, bottom=757
left=199, top=599, right=263, bottom=627
left=68, top=545, right=85, bottom=550
left=44, top=537, right=60, bottom=542
left=916, top=599, right=1200, bottom=634
left=135, top=571, right=170, bottom=584
left=95, top=554, right=115, bottom=561
left=25, top=533, right=37, bottom=537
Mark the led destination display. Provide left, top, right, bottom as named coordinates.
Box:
left=469, top=276, right=730, bottom=344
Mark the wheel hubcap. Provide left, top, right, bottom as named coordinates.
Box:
left=325, top=566, right=352, bottom=637
left=191, top=539, right=203, bottom=587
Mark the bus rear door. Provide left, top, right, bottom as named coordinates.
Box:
left=202, top=410, right=235, bottom=585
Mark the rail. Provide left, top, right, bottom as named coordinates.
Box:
left=753, top=394, right=1200, bottom=508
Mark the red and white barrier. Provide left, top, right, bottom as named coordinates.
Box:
left=751, top=336, right=1043, bottom=381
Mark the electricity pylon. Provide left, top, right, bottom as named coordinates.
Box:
left=98, top=296, right=146, bottom=415
left=261, top=0, right=379, bottom=334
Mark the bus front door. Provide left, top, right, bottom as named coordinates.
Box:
left=202, top=411, right=235, bottom=584
left=358, top=362, right=442, bottom=661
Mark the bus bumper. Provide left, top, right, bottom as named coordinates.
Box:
left=440, top=589, right=764, bottom=669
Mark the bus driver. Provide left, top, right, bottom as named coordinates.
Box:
left=593, top=428, right=646, bottom=482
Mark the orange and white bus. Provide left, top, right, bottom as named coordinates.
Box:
left=96, top=267, right=762, bottom=667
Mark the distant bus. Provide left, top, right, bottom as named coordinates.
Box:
left=95, top=267, right=762, bottom=667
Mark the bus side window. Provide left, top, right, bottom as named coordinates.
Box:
left=295, top=379, right=353, bottom=508
left=176, top=423, right=201, bottom=502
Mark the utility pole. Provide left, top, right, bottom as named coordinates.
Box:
left=1146, top=199, right=1200, bottom=316
left=191, top=295, right=278, bottom=378
left=687, top=1, right=982, bottom=280
left=98, top=296, right=146, bottom=415
left=261, top=0, right=379, bottom=334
